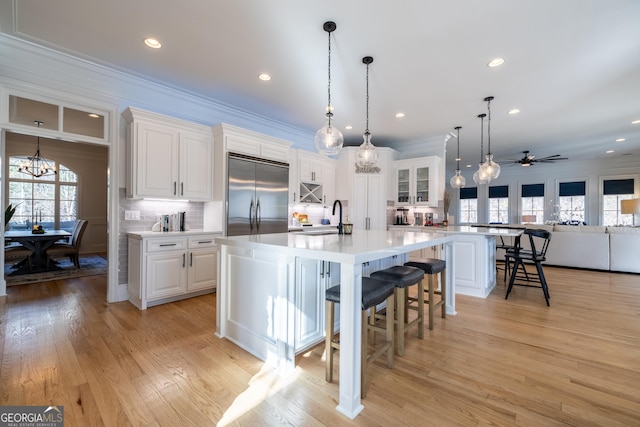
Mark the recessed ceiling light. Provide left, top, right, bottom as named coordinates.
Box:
left=508, top=109, right=520, bottom=115
left=345, top=125, right=353, bottom=130
left=616, top=138, right=626, bottom=142
left=395, top=112, right=405, bottom=118
left=632, top=119, right=640, bottom=124
left=258, top=73, right=271, bottom=81
left=487, top=58, right=505, bottom=68
left=465, top=164, right=472, bottom=168
left=144, top=38, right=162, bottom=49
left=88, top=113, right=100, bottom=118
left=606, top=150, right=615, bottom=154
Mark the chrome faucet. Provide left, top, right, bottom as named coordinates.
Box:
left=332, top=199, right=343, bottom=235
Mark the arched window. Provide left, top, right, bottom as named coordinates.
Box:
left=7, top=156, right=78, bottom=233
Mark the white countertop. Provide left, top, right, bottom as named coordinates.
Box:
left=216, top=229, right=452, bottom=264
left=388, top=225, right=523, bottom=237
left=127, top=229, right=222, bottom=238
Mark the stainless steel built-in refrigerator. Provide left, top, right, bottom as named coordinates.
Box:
left=227, top=153, right=289, bottom=236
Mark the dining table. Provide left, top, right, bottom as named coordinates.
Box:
left=5, top=229, right=72, bottom=275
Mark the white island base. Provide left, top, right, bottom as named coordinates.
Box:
left=216, top=230, right=455, bottom=419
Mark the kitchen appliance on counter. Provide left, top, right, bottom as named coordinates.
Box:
left=396, top=208, right=410, bottom=225
left=227, top=153, right=289, bottom=236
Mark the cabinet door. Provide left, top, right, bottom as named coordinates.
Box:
left=396, top=167, right=411, bottom=205
left=179, top=131, right=212, bottom=201
left=146, top=251, right=187, bottom=300
left=188, top=248, right=216, bottom=291
left=352, top=175, right=369, bottom=230
left=136, top=121, right=179, bottom=198
left=366, top=174, right=387, bottom=230
left=322, top=162, right=335, bottom=205
left=294, top=258, right=324, bottom=352
left=299, top=156, right=323, bottom=182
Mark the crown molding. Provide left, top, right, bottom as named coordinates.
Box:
left=0, top=34, right=314, bottom=145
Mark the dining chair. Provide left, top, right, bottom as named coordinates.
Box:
left=46, top=219, right=88, bottom=268
left=5, top=244, right=34, bottom=273
left=505, top=229, right=552, bottom=306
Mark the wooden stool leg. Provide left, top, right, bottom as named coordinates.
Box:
left=385, top=293, right=395, bottom=368
left=417, top=279, right=424, bottom=338
left=396, top=287, right=405, bottom=356
left=361, top=310, right=368, bottom=398
left=441, top=268, right=447, bottom=319
left=428, top=274, right=435, bottom=330
left=325, top=300, right=334, bottom=382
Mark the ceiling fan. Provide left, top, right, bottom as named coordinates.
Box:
left=503, top=150, right=569, bottom=167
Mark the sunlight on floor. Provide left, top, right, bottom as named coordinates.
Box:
left=216, top=364, right=302, bottom=426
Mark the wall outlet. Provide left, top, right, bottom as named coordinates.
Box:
left=124, top=210, right=140, bottom=220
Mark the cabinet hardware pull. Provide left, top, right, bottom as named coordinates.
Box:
left=159, top=243, right=177, bottom=247
left=320, top=261, right=325, bottom=278
left=174, top=182, right=177, bottom=195
left=327, top=262, right=331, bottom=277
left=198, top=240, right=212, bottom=244
left=190, top=252, right=193, bottom=266
left=181, top=182, right=184, bottom=196
left=182, top=253, right=186, bottom=268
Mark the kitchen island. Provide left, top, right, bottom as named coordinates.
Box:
left=215, top=229, right=455, bottom=419
left=388, top=225, right=524, bottom=298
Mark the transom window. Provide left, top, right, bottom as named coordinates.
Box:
left=7, top=156, right=78, bottom=232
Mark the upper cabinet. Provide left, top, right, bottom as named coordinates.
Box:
left=394, top=156, right=440, bottom=206
left=123, top=107, right=213, bottom=201
left=296, top=151, right=335, bottom=205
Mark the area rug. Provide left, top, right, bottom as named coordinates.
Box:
left=4, top=255, right=108, bottom=286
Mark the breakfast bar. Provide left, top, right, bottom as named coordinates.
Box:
left=215, top=229, right=455, bottom=419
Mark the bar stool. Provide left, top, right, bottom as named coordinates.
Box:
left=370, top=265, right=425, bottom=356
left=405, top=259, right=446, bottom=330
left=325, top=277, right=395, bottom=398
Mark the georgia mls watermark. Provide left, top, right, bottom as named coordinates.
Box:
left=0, top=406, right=64, bottom=427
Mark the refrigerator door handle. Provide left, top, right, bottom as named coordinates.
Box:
left=256, top=198, right=261, bottom=232
left=249, top=199, right=254, bottom=232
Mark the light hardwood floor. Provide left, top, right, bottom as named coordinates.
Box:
left=1, top=267, right=639, bottom=426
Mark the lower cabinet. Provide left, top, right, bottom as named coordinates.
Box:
left=294, top=258, right=340, bottom=353
left=128, top=232, right=219, bottom=309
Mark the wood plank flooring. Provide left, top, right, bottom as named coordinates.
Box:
left=1, top=267, right=639, bottom=426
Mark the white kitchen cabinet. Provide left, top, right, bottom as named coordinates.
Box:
left=294, top=258, right=340, bottom=352
left=123, top=107, right=213, bottom=201
left=297, top=151, right=336, bottom=205
left=394, top=156, right=439, bottom=206
left=127, top=232, right=219, bottom=310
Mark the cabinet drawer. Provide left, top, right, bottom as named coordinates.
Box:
left=188, top=236, right=217, bottom=249
left=146, top=238, right=187, bottom=252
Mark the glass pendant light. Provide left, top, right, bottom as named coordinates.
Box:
left=473, top=114, right=490, bottom=185
left=450, top=126, right=466, bottom=188
left=314, top=21, right=344, bottom=156
left=481, top=96, right=501, bottom=180
left=356, top=56, right=378, bottom=168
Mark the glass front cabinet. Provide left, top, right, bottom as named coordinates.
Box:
left=394, top=156, right=439, bottom=207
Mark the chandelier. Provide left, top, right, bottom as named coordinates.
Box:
left=356, top=56, right=378, bottom=168
left=449, top=126, right=466, bottom=188
left=18, top=121, right=57, bottom=178
left=481, top=96, right=501, bottom=180
left=314, top=21, right=344, bottom=156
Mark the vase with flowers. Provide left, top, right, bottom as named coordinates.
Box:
left=442, top=190, right=451, bottom=227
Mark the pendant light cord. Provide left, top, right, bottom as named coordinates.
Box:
left=478, top=114, right=485, bottom=163
left=455, top=126, right=461, bottom=171
left=365, top=59, right=370, bottom=135
left=326, top=28, right=333, bottom=127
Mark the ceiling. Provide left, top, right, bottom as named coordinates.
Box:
left=2, top=0, right=640, bottom=170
